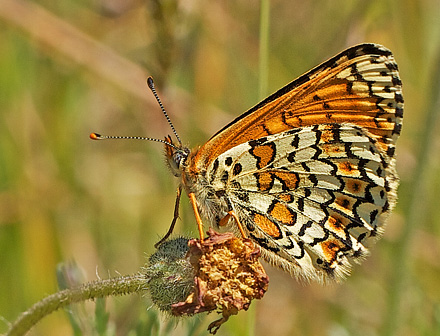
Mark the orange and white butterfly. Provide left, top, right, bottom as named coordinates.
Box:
left=91, top=43, right=403, bottom=282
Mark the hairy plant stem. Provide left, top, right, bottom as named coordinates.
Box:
left=6, top=274, right=148, bottom=336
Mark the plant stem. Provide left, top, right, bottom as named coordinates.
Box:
left=6, top=274, right=148, bottom=336
left=258, top=0, right=270, bottom=99
left=250, top=1, right=270, bottom=335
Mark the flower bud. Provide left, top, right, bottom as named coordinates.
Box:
left=144, top=237, right=195, bottom=313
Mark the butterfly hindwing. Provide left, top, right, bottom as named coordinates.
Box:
left=205, top=123, right=396, bottom=281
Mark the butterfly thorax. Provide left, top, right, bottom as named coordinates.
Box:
left=177, top=148, right=231, bottom=229
left=165, top=137, right=227, bottom=226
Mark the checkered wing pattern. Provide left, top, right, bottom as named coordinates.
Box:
left=188, top=43, right=403, bottom=282
left=207, top=123, right=397, bottom=281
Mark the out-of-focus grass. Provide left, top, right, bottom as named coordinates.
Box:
left=1, top=0, right=439, bottom=335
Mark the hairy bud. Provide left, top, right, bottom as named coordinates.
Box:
left=144, top=237, right=195, bottom=313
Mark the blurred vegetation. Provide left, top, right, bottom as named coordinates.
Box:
left=1, top=0, right=440, bottom=335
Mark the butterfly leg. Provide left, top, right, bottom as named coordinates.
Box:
left=219, top=211, right=247, bottom=238
left=154, top=185, right=182, bottom=248
left=189, top=192, right=205, bottom=241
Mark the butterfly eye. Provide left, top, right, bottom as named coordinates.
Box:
left=167, top=148, right=190, bottom=177
left=173, top=148, right=190, bottom=169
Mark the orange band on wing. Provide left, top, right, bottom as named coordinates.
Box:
left=253, top=213, right=281, bottom=238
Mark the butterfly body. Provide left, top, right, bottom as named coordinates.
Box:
left=163, top=43, right=403, bottom=282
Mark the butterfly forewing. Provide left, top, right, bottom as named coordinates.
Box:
left=192, top=43, right=403, bottom=170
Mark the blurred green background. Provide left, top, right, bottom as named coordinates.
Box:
left=1, top=0, right=439, bottom=335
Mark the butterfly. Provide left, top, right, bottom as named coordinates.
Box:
left=91, top=43, right=403, bottom=282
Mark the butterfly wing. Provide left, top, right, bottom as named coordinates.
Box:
left=206, top=123, right=398, bottom=281
left=191, top=43, right=403, bottom=171
left=186, top=43, right=403, bottom=281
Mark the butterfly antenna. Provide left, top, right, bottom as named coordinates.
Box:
left=147, top=77, right=182, bottom=145
left=89, top=133, right=179, bottom=150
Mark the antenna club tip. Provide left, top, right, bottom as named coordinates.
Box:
left=147, top=76, right=154, bottom=89
left=90, top=133, right=101, bottom=140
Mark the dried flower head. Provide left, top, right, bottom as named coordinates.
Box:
left=145, top=230, right=269, bottom=333
left=171, top=229, right=269, bottom=334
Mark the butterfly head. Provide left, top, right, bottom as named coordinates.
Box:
left=164, top=135, right=190, bottom=177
